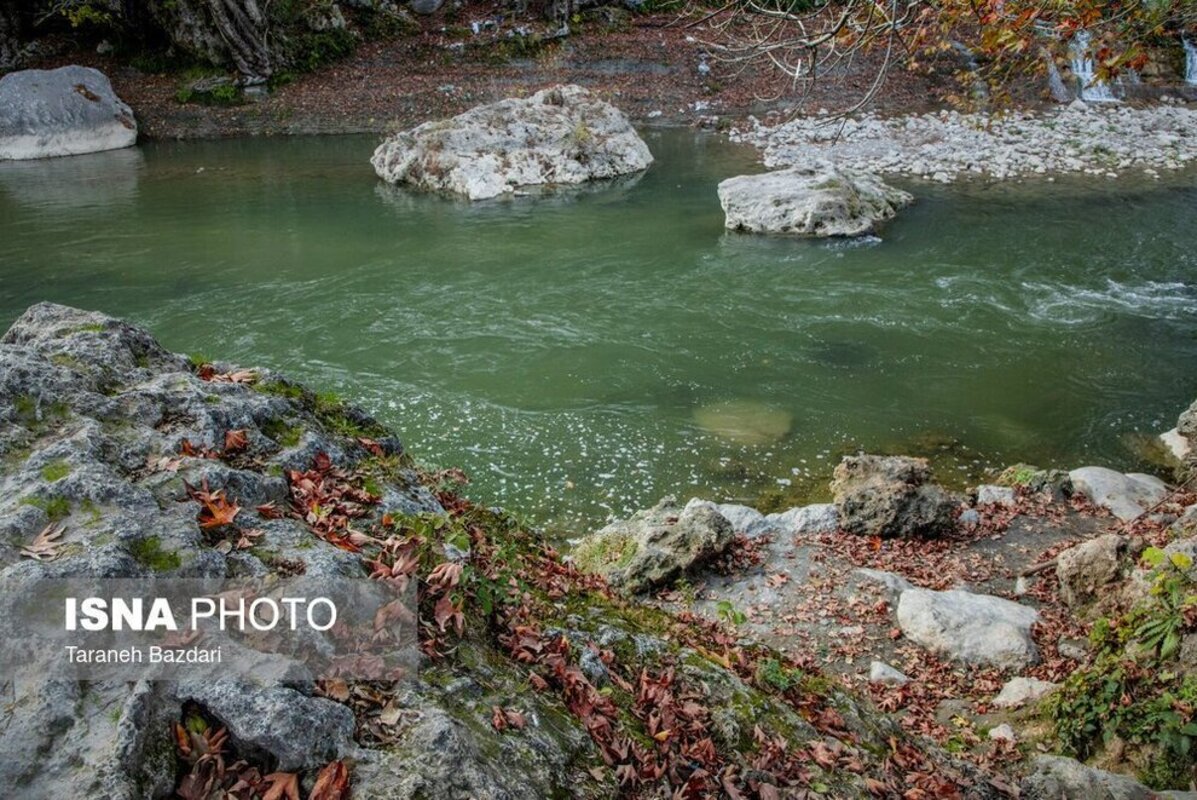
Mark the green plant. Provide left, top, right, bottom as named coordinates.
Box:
left=715, top=599, right=746, bottom=627
left=21, top=495, right=71, bottom=521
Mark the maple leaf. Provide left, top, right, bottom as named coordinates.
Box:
left=309, top=760, right=351, bottom=800
left=433, top=594, right=464, bottom=635
left=20, top=522, right=65, bottom=561
left=427, top=561, right=463, bottom=590
left=256, top=502, right=284, bottom=519
left=223, top=429, right=248, bottom=453
left=235, top=528, right=265, bottom=550
left=261, top=771, right=300, bottom=800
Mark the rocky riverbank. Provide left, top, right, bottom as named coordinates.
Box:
left=0, top=303, right=1013, bottom=799
left=4, top=303, right=1197, bottom=798
left=732, top=100, right=1197, bottom=183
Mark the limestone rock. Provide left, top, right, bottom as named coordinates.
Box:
left=1068, top=467, right=1167, bottom=521
left=683, top=498, right=838, bottom=539
left=1055, top=534, right=1131, bottom=607
left=1019, top=755, right=1189, bottom=799
left=868, top=661, right=909, bottom=686
left=572, top=496, right=733, bottom=593
left=992, top=676, right=1058, bottom=708
left=897, top=588, right=1039, bottom=669
left=831, top=454, right=960, bottom=539
left=975, top=484, right=1016, bottom=507
left=371, top=85, right=653, bottom=200
left=717, top=160, right=912, bottom=238
left=0, top=66, right=137, bottom=160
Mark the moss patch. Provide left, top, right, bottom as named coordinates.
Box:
left=128, top=536, right=182, bottom=572
left=21, top=495, right=71, bottom=520
left=40, top=460, right=72, bottom=483
left=571, top=533, right=638, bottom=574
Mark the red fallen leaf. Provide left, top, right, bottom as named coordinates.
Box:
left=223, top=429, right=248, bottom=453
left=357, top=437, right=384, bottom=456
left=309, top=760, right=350, bottom=800
left=529, top=673, right=550, bottom=691
left=427, top=561, right=463, bottom=590
left=505, top=709, right=527, bottom=730
left=433, top=594, right=464, bottom=635
left=491, top=705, right=507, bottom=731
left=261, top=772, right=300, bottom=800
left=313, top=451, right=332, bottom=472
left=256, top=502, right=283, bottom=519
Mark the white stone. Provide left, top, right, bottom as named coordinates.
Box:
left=371, top=85, right=652, bottom=200
left=717, top=161, right=912, bottom=238
left=988, top=723, right=1016, bottom=742
left=897, top=588, right=1039, bottom=669
left=868, top=660, right=909, bottom=686
left=1069, top=467, right=1168, bottom=521
left=1161, top=428, right=1192, bottom=463
left=976, top=484, right=1017, bottom=507
left=992, top=676, right=1058, bottom=708
left=0, top=66, right=137, bottom=160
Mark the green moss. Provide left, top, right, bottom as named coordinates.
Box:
left=253, top=379, right=305, bottom=401
left=571, top=533, right=637, bottom=575
left=68, top=323, right=106, bottom=335
left=996, top=463, right=1040, bottom=487
left=128, top=536, right=182, bottom=572
left=40, top=460, right=72, bottom=482
left=263, top=418, right=303, bottom=448
left=21, top=495, right=71, bottom=520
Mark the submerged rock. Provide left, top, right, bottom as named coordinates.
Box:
left=831, top=454, right=960, bottom=538
left=1068, top=466, right=1167, bottom=521
left=717, top=160, right=912, bottom=238
left=691, top=399, right=792, bottom=445
left=897, top=588, right=1039, bottom=669
left=0, top=66, right=137, bottom=160
left=571, top=496, right=733, bottom=593
left=370, top=84, right=653, bottom=200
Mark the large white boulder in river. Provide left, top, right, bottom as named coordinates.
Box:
left=0, top=66, right=137, bottom=160
left=370, top=85, right=653, bottom=200
left=718, top=161, right=912, bottom=237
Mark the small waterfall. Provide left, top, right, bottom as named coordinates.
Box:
left=1185, top=38, right=1197, bottom=86
left=1070, top=30, right=1118, bottom=102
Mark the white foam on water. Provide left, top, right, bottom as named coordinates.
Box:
left=1024, top=279, right=1196, bottom=324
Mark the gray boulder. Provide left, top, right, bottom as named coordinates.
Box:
left=831, top=454, right=959, bottom=538
left=897, top=588, right=1039, bottom=669
left=1020, top=754, right=1196, bottom=799
left=683, top=497, right=838, bottom=539
left=0, top=66, right=137, bottom=160
left=1068, top=467, right=1167, bottom=521
left=572, top=496, right=733, bottom=593
left=717, top=160, right=912, bottom=238
left=868, top=660, right=909, bottom=686
left=371, top=85, right=653, bottom=200
left=1055, top=534, right=1131, bottom=607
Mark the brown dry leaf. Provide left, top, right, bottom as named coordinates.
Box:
left=20, top=522, right=65, bottom=561
left=261, top=771, right=300, bottom=800
left=223, top=429, right=249, bottom=453
left=309, top=760, right=351, bottom=800
left=377, top=702, right=403, bottom=727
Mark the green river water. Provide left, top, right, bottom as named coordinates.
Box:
left=1, top=129, right=1195, bottom=529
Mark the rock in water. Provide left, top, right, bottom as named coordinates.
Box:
left=897, top=588, right=1040, bottom=669
left=692, top=400, right=792, bottom=445
left=571, top=496, right=733, bottom=593
left=370, top=85, right=653, bottom=200
left=0, top=66, right=137, bottom=160
left=831, top=454, right=959, bottom=538
left=717, top=161, right=912, bottom=237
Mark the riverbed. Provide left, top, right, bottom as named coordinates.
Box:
left=1, top=129, right=1195, bottom=529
